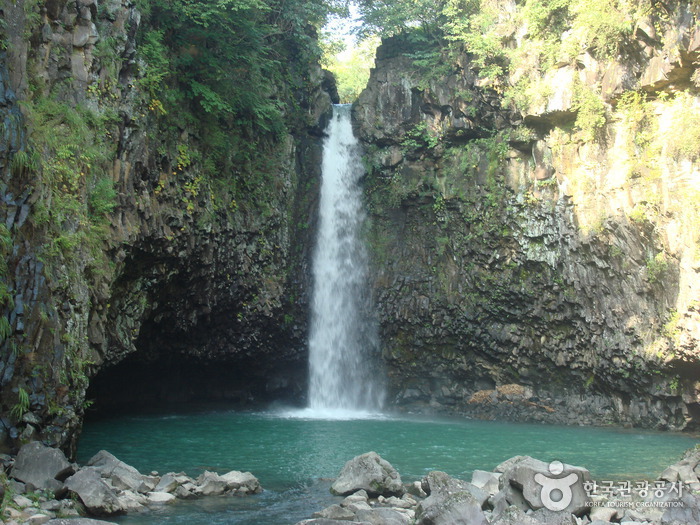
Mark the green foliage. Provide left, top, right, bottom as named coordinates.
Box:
left=137, top=30, right=171, bottom=98
left=355, top=0, right=447, bottom=38
left=10, top=387, right=30, bottom=421
left=443, top=0, right=508, bottom=81
left=135, top=0, right=337, bottom=134
left=662, top=92, right=700, bottom=162
left=88, top=178, right=117, bottom=221
left=668, top=375, right=680, bottom=394
left=618, top=90, right=655, bottom=150
left=570, top=0, right=634, bottom=58
left=523, top=0, right=572, bottom=39
left=572, top=82, right=607, bottom=141
left=662, top=309, right=681, bottom=340
left=645, top=252, right=668, bottom=284
left=401, top=121, right=440, bottom=153
left=0, top=224, right=13, bottom=314
left=322, top=35, right=379, bottom=102
left=20, top=93, right=120, bottom=281
left=10, top=149, right=39, bottom=177
left=0, top=316, right=11, bottom=343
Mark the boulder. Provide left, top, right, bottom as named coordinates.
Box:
left=415, top=489, right=488, bottom=525
left=117, top=490, right=147, bottom=512
left=27, top=516, right=51, bottom=525
left=530, top=507, right=577, bottom=524
left=345, top=500, right=373, bottom=513
left=471, top=470, right=501, bottom=495
left=355, top=507, right=412, bottom=524
left=379, top=496, right=414, bottom=509
left=174, top=485, right=195, bottom=499
left=421, top=471, right=489, bottom=506
left=498, top=456, right=591, bottom=516
left=661, top=491, right=700, bottom=525
left=154, top=473, right=180, bottom=493
left=13, top=494, right=33, bottom=507
left=146, top=491, right=176, bottom=504
left=195, top=471, right=227, bottom=496
left=489, top=505, right=543, bottom=525
left=63, top=468, right=123, bottom=516
left=10, top=442, right=74, bottom=491
left=86, top=450, right=151, bottom=493
left=220, top=470, right=261, bottom=494
left=331, top=452, right=403, bottom=497
left=312, top=504, right=357, bottom=520
left=342, top=489, right=369, bottom=506
left=589, top=506, right=617, bottom=522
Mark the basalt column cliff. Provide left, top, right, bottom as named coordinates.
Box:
left=354, top=2, right=700, bottom=429
left=0, top=0, right=336, bottom=454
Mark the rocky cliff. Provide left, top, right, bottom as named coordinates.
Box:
left=355, top=3, right=700, bottom=429
left=0, top=0, right=333, bottom=455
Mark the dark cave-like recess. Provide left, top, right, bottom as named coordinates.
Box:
left=86, top=351, right=308, bottom=416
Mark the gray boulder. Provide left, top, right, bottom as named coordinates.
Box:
left=63, top=468, right=123, bottom=516
left=331, top=452, right=403, bottom=497
left=86, top=450, right=152, bottom=494
left=194, top=471, right=227, bottom=496
left=421, top=471, right=489, bottom=507
left=312, top=504, right=357, bottom=520
left=10, top=442, right=74, bottom=492
left=661, top=491, right=700, bottom=525
left=220, top=470, right=262, bottom=494
left=154, top=473, right=180, bottom=493
left=530, top=508, right=577, bottom=524
left=498, top=456, right=591, bottom=516
left=356, top=507, right=412, bottom=524
left=415, top=490, right=488, bottom=525
left=489, top=505, right=543, bottom=525
left=471, top=470, right=501, bottom=495
left=146, top=491, right=176, bottom=504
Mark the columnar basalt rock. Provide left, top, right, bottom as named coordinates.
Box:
left=354, top=6, right=700, bottom=429
left=0, top=0, right=332, bottom=454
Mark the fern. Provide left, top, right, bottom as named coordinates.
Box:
left=10, top=387, right=30, bottom=421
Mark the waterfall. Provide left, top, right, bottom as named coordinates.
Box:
left=307, top=104, right=383, bottom=414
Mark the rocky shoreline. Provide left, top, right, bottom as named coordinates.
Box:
left=298, top=450, right=700, bottom=525
left=1, top=444, right=698, bottom=524
left=1, top=442, right=261, bottom=524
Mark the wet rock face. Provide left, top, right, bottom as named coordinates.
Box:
left=0, top=0, right=329, bottom=453
left=355, top=24, right=700, bottom=429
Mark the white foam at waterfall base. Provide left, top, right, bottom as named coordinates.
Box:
left=273, top=406, right=387, bottom=421
left=307, top=104, right=384, bottom=412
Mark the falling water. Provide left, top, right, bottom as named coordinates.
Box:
left=307, top=104, right=383, bottom=414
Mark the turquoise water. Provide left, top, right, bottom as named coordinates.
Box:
left=77, top=408, right=698, bottom=524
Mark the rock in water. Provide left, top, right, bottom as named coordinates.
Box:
left=331, top=452, right=404, bottom=497
left=10, top=442, right=74, bottom=492
left=64, top=468, right=123, bottom=516
left=87, top=450, right=153, bottom=493
left=220, top=470, right=262, bottom=494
